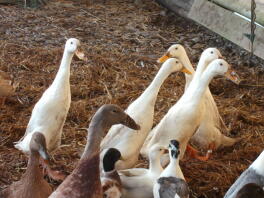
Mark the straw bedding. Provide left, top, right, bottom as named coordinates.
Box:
left=0, top=0, right=264, bottom=197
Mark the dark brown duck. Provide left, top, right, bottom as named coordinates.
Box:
left=49, top=104, right=140, bottom=198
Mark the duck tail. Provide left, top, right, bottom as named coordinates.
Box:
left=220, top=134, right=241, bottom=147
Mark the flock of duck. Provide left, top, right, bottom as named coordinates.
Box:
left=0, top=38, right=264, bottom=198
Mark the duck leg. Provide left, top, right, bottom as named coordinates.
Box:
left=186, top=144, right=212, bottom=161
left=40, top=158, right=67, bottom=181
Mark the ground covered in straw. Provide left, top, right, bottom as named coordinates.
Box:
left=0, top=0, right=264, bottom=197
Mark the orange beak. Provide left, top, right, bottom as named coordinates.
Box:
left=225, top=68, right=241, bottom=85
left=157, top=52, right=171, bottom=63
left=181, top=67, right=192, bottom=75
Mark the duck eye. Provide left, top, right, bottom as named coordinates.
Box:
left=220, top=63, right=223, bottom=66
left=175, top=47, right=178, bottom=50
left=112, top=109, right=118, bottom=113
left=210, top=51, right=213, bottom=54
left=70, top=42, right=73, bottom=45
left=175, top=61, right=178, bottom=64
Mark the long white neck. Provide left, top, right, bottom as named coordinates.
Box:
left=149, top=153, right=163, bottom=173
left=179, top=52, right=195, bottom=89
left=51, top=49, right=74, bottom=89
left=250, top=150, right=264, bottom=175
left=183, top=64, right=215, bottom=105
left=139, top=64, right=174, bottom=105
left=192, top=56, right=209, bottom=82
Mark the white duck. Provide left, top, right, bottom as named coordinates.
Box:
left=153, top=140, right=189, bottom=198
left=142, top=55, right=240, bottom=162
left=141, top=45, right=240, bottom=159
left=119, top=145, right=167, bottom=198
left=100, top=58, right=191, bottom=170
left=14, top=38, right=83, bottom=180
left=224, top=150, right=264, bottom=198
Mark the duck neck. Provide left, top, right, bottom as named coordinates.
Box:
left=164, top=157, right=180, bottom=177
left=82, top=119, right=106, bottom=159
left=149, top=154, right=163, bottom=173
left=140, top=65, right=173, bottom=104
left=52, top=49, right=74, bottom=88
left=251, top=150, right=264, bottom=175
left=185, top=65, right=214, bottom=103
left=23, top=152, right=42, bottom=185
left=179, top=52, right=195, bottom=86
left=192, top=56, right=209, bottom=82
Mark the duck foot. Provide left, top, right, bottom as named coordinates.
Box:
left=186, top=144, right=212, bottom=161
left=40, top=159, right=67, bottom=181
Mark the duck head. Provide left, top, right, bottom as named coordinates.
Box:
left=65, top=38, right=86, bottom=60
left=149, top=144, right=168, bottom=162
left=168, top=139, right=180, bottom=159
left=103, top=148, right=122, bottom=172
left=162, top=58, right=192, bottom=75
left=95, top=104, right=140, bottom=132
left=158, top=44, right=186, bottom=63
left=236, top=183, right=264, bottom=198
left=200, top=48, right=223, bottom=65
left=206, top=59, right=240, bottom=84
left=30, top=132, right=50, bottom=160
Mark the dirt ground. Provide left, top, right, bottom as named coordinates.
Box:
left=0, top=0, right=264, bottom=197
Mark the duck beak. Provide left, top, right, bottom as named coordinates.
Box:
left=225, top=68, right=241, bottom=85
left=157, top=52, right=171, bottom=63
left=121, top=114, right=141, bottom=130
left=75, top=49, right=87, bottom=61
left=181, top=67, right=192, bottom=75
left=38, top=145, right=50, bottom=161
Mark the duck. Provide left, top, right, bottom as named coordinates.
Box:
left=142, top=55, right=240, bottom=164
left=100, top=57, right=191, bottom=170
left=14, top=38, right=84, bottom=180
left=0, top=70, right=16, bottom=106
left=235, top=183, right=264, bottom=198
left=0, top=132, right=52, bottom=198
left=119, top=144, right=167, bottom=198
left=49, top=104, right=140, bottom=198
left=153, top=140, right=189, bottom=198
left=101, top=148, right=123, bottom=198
left=141, top=45, right=240, bottom=160
left=224, top=150, right=264, bottom=198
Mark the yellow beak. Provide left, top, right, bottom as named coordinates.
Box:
left=157, top=52, right=171, bottom=63
left=181, top=67, right=192, bottom=75
left=225, top=68, right=241, bottom=85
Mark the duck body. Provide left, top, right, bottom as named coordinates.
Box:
left=153, top=140, right=188, bottom=198
left=101, top=58, right=191, bottom=170
left=0, top=132, right=52, bottom=198
left=119, top=145, right=167, bottom=198
left=224, top=150, right=264, bottom=198
left=49, top=104, right=140, bottom=198
left=14, top=38, right=80, bottom=153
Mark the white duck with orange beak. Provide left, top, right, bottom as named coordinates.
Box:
left=141, top=45, right=240, bottom=160
left=141, top=48, right=240, bottom=163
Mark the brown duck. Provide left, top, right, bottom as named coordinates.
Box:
left=49, top=104, right=140, bottom=198
left=0, top=132, right=52, bottom=198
